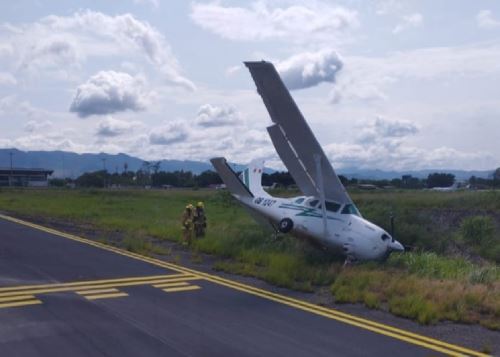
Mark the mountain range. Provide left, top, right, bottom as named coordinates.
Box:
left=0, top=148, right=494, bottom=180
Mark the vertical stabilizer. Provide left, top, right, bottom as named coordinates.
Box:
left=239, top=159, right=270, bottom=197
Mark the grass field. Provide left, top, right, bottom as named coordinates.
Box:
left=0, top=187, right=499, bottom=329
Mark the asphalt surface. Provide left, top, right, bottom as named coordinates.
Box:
left=0, top=217, right=471, bottom=357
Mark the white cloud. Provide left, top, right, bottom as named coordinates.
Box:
left=3, top=10, right=194, bottom=89
left=70, top=71, right=153, bottom=117
left=190, top=1, right=359, bottom=45
left=477, top=10, right=500, bottom=29
left=96, top=117, right=142, bottom=137
left=149, top=121, right=189, bottom=145
left=323, top=116, right=492, bottom=170
left=0, top=43, right=14, bottom=58
left=24, top=120, right=53, bottom=133
left=3, top=133, right=85, bottom=153
left=393, top=13, right=423, bottom=34
left=357, top=116, right=418, bottom=145
left=0, top=95, right=47, bottom=118
left=333, top=42, right=500, bottom=104
left=277, top=49, right=343, bottom=90
left=20, top=35, right=80, bottom=72
left=0, top=72, right=16, bottom=86
left=375, top=0, right=402, bottom=16
left=133, top=0, right=160, bottom=9
left=195, top=104, right=242, bottom=127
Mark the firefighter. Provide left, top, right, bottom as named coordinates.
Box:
left=181, top=204, right=194, bottom=245
left=193, top=201, right=207, bottom=238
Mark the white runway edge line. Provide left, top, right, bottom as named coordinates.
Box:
left=0, top=214, right=489, bottom=357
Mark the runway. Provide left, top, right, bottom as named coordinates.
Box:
left=0, top=215, right=486, bottom=356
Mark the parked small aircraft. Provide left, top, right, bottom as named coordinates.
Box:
left=211, top=61, right=404, bottom=262
left=430, top=182, right=460, bottom=192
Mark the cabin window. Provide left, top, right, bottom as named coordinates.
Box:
left=318, top=201, right=341, bottom=212
left=308, top=199, right=319, bottom=207
left=325, top=201, right=341, bottom=212
left=341, top=204, right=360, bottom=216
left=294, top=197, right=305, bottom=204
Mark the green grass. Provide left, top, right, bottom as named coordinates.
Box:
left=0, top=187, right=499, bottom=328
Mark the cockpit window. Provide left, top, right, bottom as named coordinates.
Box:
left=318, top=201, right=341, bottom=212
left=341, top=204, right=360, bottom=216
left=308, top=199, right=319, bottom=207
left=381, top=233, right=391, bottom=241
left=294, top=197, right=305, bottom=204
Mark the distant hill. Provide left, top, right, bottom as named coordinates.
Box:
left=0, top=149, right=218, bottom=178
left=0, top=148, right=494, bottom=180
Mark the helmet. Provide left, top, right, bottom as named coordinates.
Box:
left=197, top=202, right=204, bottom=208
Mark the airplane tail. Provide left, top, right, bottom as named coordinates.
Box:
left=210, top=157, right=269, bottom=198
left=238, top=159, right=269, bottom=197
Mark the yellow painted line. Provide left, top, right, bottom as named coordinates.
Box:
left=0, top=214, right=487, bottom=357
left=163, top=285, right=201, bottom=293
left=76, top=288, right=118, bottom=295
left=0, top=295, right=36, bottom=303
left=0, top=273, right=189, bottom=293
left=0, top=276, right=201, bottom=298
left=0, top=299, right=42, bottom=309
left=153, top=282, right=190, bottom=288
left=84, top=292, right=128, bottom=300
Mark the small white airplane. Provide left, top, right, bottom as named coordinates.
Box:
left=211, top=61, right=404, bottom=262
left=430, top=182, right=459, bottom=192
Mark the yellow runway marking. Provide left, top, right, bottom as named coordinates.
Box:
left=84, top=292, right=128, bottom=300
left=0, top=276, right=200, bottom=298
left=76, top=288, right=119, bottom=295
left=153, top=282, right=190, bottom=288
left=0, top=214, right=488, bottom=357
left=0, top=295, right=36, bottom=303
left=0, top=273, right=188, bottom=293
left=163, top=285, right=201, bottom=293
left=0, top=299, right=42, bottom=309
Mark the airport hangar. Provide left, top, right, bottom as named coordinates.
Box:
left=0, top=168, right=53, bottom=187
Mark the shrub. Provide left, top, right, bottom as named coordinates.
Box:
left=389, top=295, right=438, bottom=325
left=460, top=216, right=495, bottom=246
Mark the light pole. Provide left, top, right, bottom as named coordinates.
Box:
left=9, top=151, right=13, bottom=187
left=101, top=158, right=107, bottom=188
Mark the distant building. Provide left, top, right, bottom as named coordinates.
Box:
left=0, top=168, right=53, bottom=187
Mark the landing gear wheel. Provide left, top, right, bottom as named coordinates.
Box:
left=278, top=218, right=294, bottom=233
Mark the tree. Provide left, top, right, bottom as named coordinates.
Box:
left=195, top=170, right=222, bottom=187
left=427, top=173, right=455, bottom=188
left=76, top=171, right=107, bottom=188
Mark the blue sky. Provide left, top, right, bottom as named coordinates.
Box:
left=1, top=0, right=499, bottom=171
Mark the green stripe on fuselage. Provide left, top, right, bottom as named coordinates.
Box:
left=278, top=204, right=343, bottom=222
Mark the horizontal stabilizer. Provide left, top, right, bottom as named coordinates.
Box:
left=210, top=157, right=253, bottom=198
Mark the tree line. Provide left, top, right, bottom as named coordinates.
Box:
left=49, top=167, right=500, bottom=189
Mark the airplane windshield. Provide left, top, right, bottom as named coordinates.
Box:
left=308, top=199, right=319, bottom=207
left=341, top=204, right=360, bottom=216
left=294, top=197, right=305, bottom=204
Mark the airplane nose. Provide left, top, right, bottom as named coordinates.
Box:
left=388, top=240, right=404, bottom=252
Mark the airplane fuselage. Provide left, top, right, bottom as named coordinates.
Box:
left=234, top=193, right=403, bottom=262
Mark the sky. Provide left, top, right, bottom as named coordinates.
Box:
left=0, top=0, right=499, bottom=171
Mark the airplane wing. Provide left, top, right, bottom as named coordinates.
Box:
left=244, top=61, right=352, bottom=204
